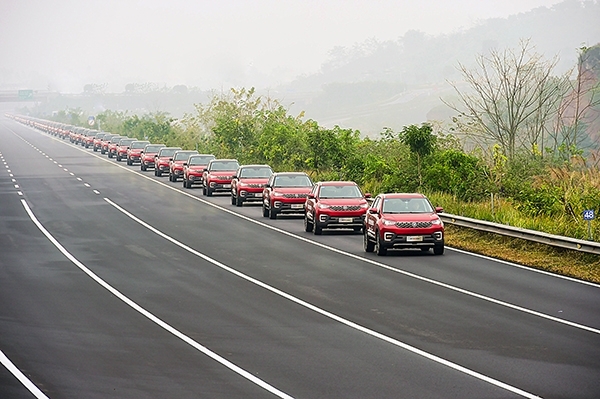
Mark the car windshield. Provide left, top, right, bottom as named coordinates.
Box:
left=210, top=161, right=239, bottom=171
left=158, top=148, right=180, bottom=157
left=119, top=139, right=135, bottom=146
left=174, top=151, right=197, bottom=161
left=239, top=167, right=273, bottom=178
left=319, top=185, right=362, bottom=198
left=130, top=141, right=150, bottom=149
left=382, top=198, right=433, bottom=213
left=273, top=175, right=312, bottom=187
left=145, top=145, right=165, bottom=153
left=189, top=156, right=215, bottom=166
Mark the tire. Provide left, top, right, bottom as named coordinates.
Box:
left=116, top=155, right=121, bottom=162
left=206, top=187, right=213, bottom=197
left=172, top=174, right=178, bottom=182
left=185, top=179, right=192, bottom=189
left=313, top=214, right=322, bottom=235
left=235, top=194, right=243, bottom=207
left=93, top=147, right=98, bottom=152
left=433, top=244, right=445, bottom=255
left=364, top=230, right=375, bottom=252
left=156, top=169, right=162, bottom=177
left=375, top=232, right=387, bottom=256
left=127, top=159, right=132, bottom=166
left=101, top=149, right=105, bottom=154
left=141, top=164, right=147, bottom=171
left=108, top=152, right=113, bottom=158
left=269, top=207, right=278, bottom=220
left=231, top=193, right=236, bottom=205
left=304, top=214, right=313, bottom=232
left=202, top=186, right=207, bottom=195
left=262, top=204, right=269, bottom=217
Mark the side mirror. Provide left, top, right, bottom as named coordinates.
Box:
left=435, top=207, right=444, bottom=213
left=183, top=162, right=188, bottom=166
left=364, top=193, right=372, bottom=198
left=264, top=184, right=271, bottom=188
left=368, top=208, right=378, bottom=214
left=203, top=168, right=208, bottom=172
left=232, top=175, right=237, bottom=179
left=307, top=193, right=315, bottom=199
left=140, top=151, right=144, bottom=154
left=169, top=158, right=173, bottom=161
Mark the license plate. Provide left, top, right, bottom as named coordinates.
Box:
left=339, top=217, right=353, bottom=223
left=223, top=184, right=231, bottom=188
left=291, top=204, right=304, bottom=209
left=255, top=193, right=262, bottom=197
left=407, top=236, right=423, bottom=242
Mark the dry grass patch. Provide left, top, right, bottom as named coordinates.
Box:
left=445, top=224, right=600, bottom=283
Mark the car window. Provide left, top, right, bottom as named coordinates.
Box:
left=131, top=141, right=150, bottom=149
left=274, top=174, right=312, bottom=187
left=119, top=139, right=135, bottom=146
left=382, top=198, right=433, bottom=213
left=145, top=145, right=164, bottom=152
left=174, top=151, right=197, bottom=161
left=319, top=185, right=362, bottom=198
left=189, top=156, right=214, bottom=165
left=158, top=148, right=180, bottom=157
left=239, top=167, right=272, bottom=178
left=210, top=161, right=239, bottom=171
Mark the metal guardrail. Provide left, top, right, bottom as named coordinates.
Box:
left=439, top=213, right=600, bottom=255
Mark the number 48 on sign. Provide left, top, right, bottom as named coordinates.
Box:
left=583, top=210, right=595, bottom=220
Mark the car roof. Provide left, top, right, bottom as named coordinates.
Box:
left=239, top=164, right=272, bottom=169
left=379, top=193, right=426, bottom=199
left=317, top=181, right=358, bottom=186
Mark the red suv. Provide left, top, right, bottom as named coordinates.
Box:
left=126, top=140, right=150, bottom=165
left=182, top=154, right=215, bottom=188
left=304, top=181, right=370, bottom=235
left=100, top=134, right=119, bottom=155
left=106, top=136, right=125, bottom=158
left=115, top=138, right=136, bottom=162
left=202, top=159, right=240, bottom=196
left=364, top=193, right=445, bottom=255
left=154, top=147, right=181, bottom=176
left=140, top=144, right=165, bottom=171
left=169, top=150, right=198, bottom=182
left=262, top=172, right=313, bottom=219
left=230, top=164, right=273, bottom=207
left=92, top=132, right=107, bottom=152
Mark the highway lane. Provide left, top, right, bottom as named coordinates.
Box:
left=2, top=116, right=600, bottom=398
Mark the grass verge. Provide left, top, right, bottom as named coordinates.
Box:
left=445, top=224, right=600, bottom=284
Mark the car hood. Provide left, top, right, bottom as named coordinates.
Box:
left=272, top=187, right=312, bottom=194
left=239, top=177, right=269, bottom=184
left=208, top=170, right=236, bottom=176
left=381, top=213, right=440, bottom=222
left=319, top=198, right=368, bottom=206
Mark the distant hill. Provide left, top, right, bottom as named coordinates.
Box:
left=279, top=0, right=600, bottom=136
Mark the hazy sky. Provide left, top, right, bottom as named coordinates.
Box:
left=1, top=0, right=565, bottom=92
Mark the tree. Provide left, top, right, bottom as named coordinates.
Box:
left=445, top=40, right=566, bottom=160
left=399, top=123, right=436, bottom=187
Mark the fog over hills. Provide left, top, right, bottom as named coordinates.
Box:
left=4, top=0, right=599, bottom=136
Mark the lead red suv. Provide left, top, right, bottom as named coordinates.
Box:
left=262, top=172, right=313, bottom=219
left=230, top=164, right=273, bottom=207
left=140, top=143, right=166, bottom=171
left=202, top=159, right=240, bottom=196
left=363, top=193, right=445, bottom=255
left=304, top=181, right=370, bottom=235
left=154, top=147, right=181, bottom=176
left=182, top=154, right=215, bottom=188
left=169, top=150, right=198, bottom=182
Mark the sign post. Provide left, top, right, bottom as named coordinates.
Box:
left=583, top=209, right=595, bottom=240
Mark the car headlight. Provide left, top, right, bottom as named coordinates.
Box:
left=272, top=191, right=284, bottom=197
left=382, top=219, right=396, bottom=226
left=360, top=202, right=369, bottom=209
left=317, top=203, right=330, bottom=209
left=432, top=218, right=443, bottom=226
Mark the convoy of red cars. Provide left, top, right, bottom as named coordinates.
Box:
left=8, top=115, right=445, bottom=255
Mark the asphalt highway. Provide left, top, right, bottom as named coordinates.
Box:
left=1, top=115, right=599, bottom=398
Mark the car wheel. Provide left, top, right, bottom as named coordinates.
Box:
left=375, top=232, right=387, bottom=256
left=231, top=193, right=236, bottom=205
left=235, top=194, right=243, bottom=207
left=202, top=186, right=207, bottom=195
left=206, top=187, right=213, bottom=197
left=269, top=207, right=277, bottom=220
left=127, top=159, right=132, bottom=166
left=185, top=179, right=192, bottom=189
left=262, top=204, right=269, bottom=217
left=156, top=170, right=162, bottom=177
left=313, top=214, right=322, bottom=235
left=108, top=152, right=113, bottom=158
left=304, top=214, right=313, bottom=232
left=93, top=147, right=98, bottom=152
left=363, top=230, right=374, bottom=252
left=141, top=164, right=147, bottom=171
left=433, top=244, right=444, bottom=255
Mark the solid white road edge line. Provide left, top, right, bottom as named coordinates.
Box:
left=0, top=350, right=50, bottom=399
left=104, top=197, right=542, bottom=399
left=12, top=125, right=600, bottom=334
left=19, top=199, right=294, bottom=399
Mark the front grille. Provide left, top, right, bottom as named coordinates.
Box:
left=282, top=193, right=308, bottom=198
left=330, top=205, right=362, bottom=211
left=216, top=176, right=231, bottom=180
left=395, top=221, right=432, bottom=228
